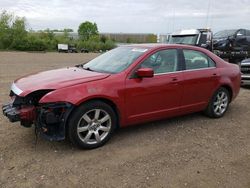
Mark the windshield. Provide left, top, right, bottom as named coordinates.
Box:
left=169, top=35, right=198, bottom=45
left=214, top=30, right=237, bottom=38
left=82, top=47, right=148, bottom=74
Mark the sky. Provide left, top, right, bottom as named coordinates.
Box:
left=1, top=0, right=250, bottom=34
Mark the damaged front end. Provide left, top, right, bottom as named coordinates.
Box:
left=36, top=102, right=73, bottom=141
left=2, top=87, right=74, bottom=141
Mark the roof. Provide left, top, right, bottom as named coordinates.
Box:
left=171, top=29, right=200, bottom=36
left=123, top=43, right=205, bottom=51
left=124, top=43, right=168, bottom=48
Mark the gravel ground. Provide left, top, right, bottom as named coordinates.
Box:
left=0, top=51, right=249, bottom=188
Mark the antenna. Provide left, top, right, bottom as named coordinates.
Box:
left=206, top=0, right=211, bottom=27
left=172, top=8, right=175, bottom=32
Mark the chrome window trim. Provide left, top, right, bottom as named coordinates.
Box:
left=154, top=67, right=216, bottom=76
left=11, top=83, right=23, bottom=95
left=196, top=33, right=201, bottom=45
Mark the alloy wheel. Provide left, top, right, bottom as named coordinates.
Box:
left=213, top=91, right=229, bottom=116
left=77, top=109, right=111, bottom=145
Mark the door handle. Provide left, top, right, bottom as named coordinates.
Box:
left=212, top=73, right=217, bottom=76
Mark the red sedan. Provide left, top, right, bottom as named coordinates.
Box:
left=2, top=44, right=241, bottom=149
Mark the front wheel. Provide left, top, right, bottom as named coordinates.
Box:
left=67, top=101, right=117, bottom=149
left=204, top=87, right=230, bottom=118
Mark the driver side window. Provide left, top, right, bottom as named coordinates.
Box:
left=140, top=49, right=178, bottom=74
left=237, top=29, right=246, bottom=36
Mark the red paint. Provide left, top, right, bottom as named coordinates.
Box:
left=19, top=106, right=36, bottom=121
left=15, top=67, right=110, bottom=96
left=13, top=44, right=241, bottom=127
left=136, top=68, right=154, bottom=78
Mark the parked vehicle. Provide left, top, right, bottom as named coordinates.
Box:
left=168, top=29, right=213, bottom=51
left=240, top=58, right=250, bottom=85
left=58, top=44, right=78, bottom=53
left=213, top=29, right=250, bottom=51
left=169, top=28, right=250, bottom=64
left=2, top=44, right=241, bottom=149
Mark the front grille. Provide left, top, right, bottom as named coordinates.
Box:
left=241, top=66, right=250, bottom=74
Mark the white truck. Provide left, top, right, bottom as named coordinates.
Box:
left=168, top=29, right=213, bottom=51
left=57, top=44, right=77, bottom=53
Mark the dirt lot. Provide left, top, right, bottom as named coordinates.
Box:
left=0, top=51, right=249, bottom=188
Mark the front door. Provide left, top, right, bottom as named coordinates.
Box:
left=125, top=49, right=183, bottom=125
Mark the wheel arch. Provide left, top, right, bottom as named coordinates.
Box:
left=219, top=84, right=233, bottom=102
left=73, top=97, right=121, bottom=129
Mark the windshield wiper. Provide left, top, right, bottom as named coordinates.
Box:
left=76, top=64, right=94, bottom=71
left=82, top=66, right=94, bottom=71
left=175, top=42, right=185, bottom=44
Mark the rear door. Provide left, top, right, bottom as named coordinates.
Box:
left=180, top=49, right=218, bottom=113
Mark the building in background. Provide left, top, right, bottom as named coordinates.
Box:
left=53, top=32, right=167, bottom=44
left=157, top=34, right=170, bottom=43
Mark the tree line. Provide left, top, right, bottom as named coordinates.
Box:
left=0, top=11, right=157, bottom=52
left=0, top=11, right=116, bottom=52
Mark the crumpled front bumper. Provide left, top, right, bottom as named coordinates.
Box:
left=2, top=100, right=74, bottom=141
left=2, top=103, right=20, bottom=122
left=2, top=103, right=36, bottom=127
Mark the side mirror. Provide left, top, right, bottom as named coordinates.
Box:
left=136, top=68, right=154, bottom=78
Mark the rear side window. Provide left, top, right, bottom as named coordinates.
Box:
left=183, top=50, right=216, bottom=70
left=237, top=29, right=246, bottom=36
left=246, top=30, right=250, bottom=36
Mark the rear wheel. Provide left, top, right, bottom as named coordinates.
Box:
left=68, top=101, right=117, bottom=149
left=204, top=87, right=230, bottom=118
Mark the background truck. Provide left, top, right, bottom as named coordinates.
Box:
left=58, top=44, right=77, bottom=53
left=168, top=28, right=250, bottom=64
left=213, top=29, right=250, bottom=64
left=168, top=29, right=213, bottom=51
left=168, top=28, right=250, bottom=85
left=240, top=58, right=250, bottom=86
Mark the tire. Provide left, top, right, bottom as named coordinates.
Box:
left=204, top=87, right=230, bottom=118
left=67, top=101, right=117, bottom=149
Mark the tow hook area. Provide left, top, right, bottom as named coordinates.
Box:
left=36, top=103, right=74, bottom=141
left=2, top=103, right=36, bottom=127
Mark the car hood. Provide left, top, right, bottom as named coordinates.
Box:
left=13, top=67, right=110, bottom=96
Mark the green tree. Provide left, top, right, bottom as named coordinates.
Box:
left=10, top=17, right=28, bottom=49
left=0, top=11, right=115, bottom=52
left=63, top=28, right=73, bottom=32
left=0, top=11, right=28, bottom=50
left=78, top=21, right=98, bottom=41
left=146, top=34, right=157, bottom=43
left=38, top=29, right=56, bottom=50
left=0, top=11, right=13, bottom=49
